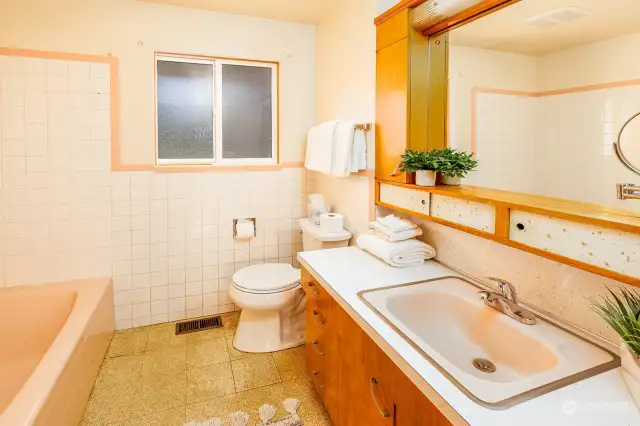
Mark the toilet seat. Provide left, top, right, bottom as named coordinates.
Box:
left=232, top=263, right=301, bottom=294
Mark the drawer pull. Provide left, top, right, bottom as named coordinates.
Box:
left=312, top=310, right=325, bottom=325
left=312, top=339, right=326, bottom=356
left=312, top=370, right=326, bottom=388
left=370, top=377, right=390, bottom=418
left=307, top=282, right=321, bottom=295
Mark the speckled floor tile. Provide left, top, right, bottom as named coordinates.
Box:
left=141, top=345, right=186, bottom=377
left=185, top=326, right=227, bottom=343
left=125, top=406, right=186, bottom=426
left=221, top=312, right=240, bottom=337
left=131, top=371, right=187, bottom=416
left=187, top=362, right=236, bottom=403
left=82, top=317, right=332, bottom=426
left=82, top=380, right=138, bottom=425
left=145, top=322, right=186, bottom=351
left=231, top=353, right=281, bottom=392
left=94, top=354, right=143, bottom=391
left=185, top=394, right=239, bottom=423
left=272, top=345, right=306, bottom=382
left=187, top=337, right=229, bottom=369
left=107, top=327, right=149, bottom=358
left=226, top=335, right=262, bottom=361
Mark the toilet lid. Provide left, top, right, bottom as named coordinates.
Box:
left=233, top=264, right=301, bottom=294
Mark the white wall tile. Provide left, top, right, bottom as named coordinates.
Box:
left=0, top=52, right=307, bottom=329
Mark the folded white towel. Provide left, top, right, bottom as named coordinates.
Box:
left=305, top=121, right=339, bottom=175
left=376, top=214, right=417, bottom=233
left=332, top=121, right=357, bottom=178
left=369, top=221, right=423, bottom=242
left=356, top=234, right=436, bottom=268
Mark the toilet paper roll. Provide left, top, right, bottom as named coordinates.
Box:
left=320, top=213, right=344, bottom=234
left=235, top=219, right=255, bottom=240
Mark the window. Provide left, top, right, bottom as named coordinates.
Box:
left=155, top=54, right=278, bottom=166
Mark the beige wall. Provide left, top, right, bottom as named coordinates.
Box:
left=313, top=0, right=377, bottom=237
left=0, top=0, right=316, bottom=165
left=538, top=31, right=640, bottom=91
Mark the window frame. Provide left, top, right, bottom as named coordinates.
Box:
left=154, top=53, right=279, bottom=167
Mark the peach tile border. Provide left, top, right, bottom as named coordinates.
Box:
left=1, top=46, right=305, bottom=174
left=470, top=78, right=640, bottom=156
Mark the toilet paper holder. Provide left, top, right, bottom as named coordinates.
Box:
left=233, top=218, right=257, bottom=239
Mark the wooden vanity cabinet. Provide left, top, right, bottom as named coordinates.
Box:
left=302, top=268, right=452, bottom=426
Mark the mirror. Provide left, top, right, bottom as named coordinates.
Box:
left=616, top=113, right=640, bottom=176
left=446, top=0, right=640, bottom=212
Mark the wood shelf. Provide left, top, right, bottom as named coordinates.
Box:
left=376, top=180, right=640, bottom=286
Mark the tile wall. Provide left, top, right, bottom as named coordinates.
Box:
left=0, top=56, right=306, bottom=330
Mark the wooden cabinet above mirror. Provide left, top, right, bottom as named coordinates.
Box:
left=374, top=0, right=640, bottom=286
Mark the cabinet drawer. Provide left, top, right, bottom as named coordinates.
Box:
left=379, top=183, right=430, bottom=215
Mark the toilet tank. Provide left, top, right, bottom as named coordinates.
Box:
left=299, top=218, right=351, bottom=251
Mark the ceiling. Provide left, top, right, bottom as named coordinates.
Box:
left=137, top=0, right=334, bottom=23
left=449, top=0, right=640, bottom=56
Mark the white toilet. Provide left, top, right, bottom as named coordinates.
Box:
left=230, top=218, right=351, bottom=353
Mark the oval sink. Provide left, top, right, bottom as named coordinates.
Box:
left=359, top=276, right=619, bottom=408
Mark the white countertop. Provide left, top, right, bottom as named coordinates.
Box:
left=298, top=247, right=640, bottom=426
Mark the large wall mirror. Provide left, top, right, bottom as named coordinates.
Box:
left=445, top=0, right=640, bottom=213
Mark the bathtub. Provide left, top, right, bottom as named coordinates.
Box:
left=0, top=278, right=114, bottom=426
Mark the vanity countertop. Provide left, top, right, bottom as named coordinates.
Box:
left=298, top=246, right=640, bottom=426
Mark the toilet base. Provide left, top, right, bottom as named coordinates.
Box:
left=232, top=308, right=305, bottom=353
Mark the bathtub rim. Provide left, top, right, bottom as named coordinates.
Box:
left=0, top=278, right=114, bottom=426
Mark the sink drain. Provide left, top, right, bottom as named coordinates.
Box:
left=473, top=358, right=496, bottom=373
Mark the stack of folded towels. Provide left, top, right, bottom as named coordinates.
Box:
left=356, top=214, right=436, bottom=268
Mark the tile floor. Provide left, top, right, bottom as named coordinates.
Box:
left=80, top=313, right=332, bottom=426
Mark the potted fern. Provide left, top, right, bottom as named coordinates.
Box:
left=399, top=150, right=439, bottom=186
left=591, top=287, right=640, bottom=404
left=432, top=148, right=478, bottom=185
left=433, top=148, right=478, bottom=185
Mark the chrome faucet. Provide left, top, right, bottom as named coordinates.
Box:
left=477, top=277, right=536, bottom=325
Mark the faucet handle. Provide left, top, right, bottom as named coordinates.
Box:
left=487, top=277, right=518, bottom=303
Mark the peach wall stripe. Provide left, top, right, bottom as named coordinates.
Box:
left=0, top=47, right=114, bottom=64
left=109, top=58, right=122, bottom=170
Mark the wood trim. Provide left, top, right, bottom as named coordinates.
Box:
left=376, top=180, right=640, bottom=287
left=422, top=0, right=521, bottom=36
left=374, top=0, right=427, bottom=26
left=494, top=206, right=510, bottom=239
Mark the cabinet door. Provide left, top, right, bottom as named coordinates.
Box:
left=335, top=304, right=395, bottom=426
left=376, top=38, right=409, bottom=183
left=365, top=335, right=453, bottom=426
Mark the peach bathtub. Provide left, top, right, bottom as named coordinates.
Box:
left=0, top=278, right=114, bottom=426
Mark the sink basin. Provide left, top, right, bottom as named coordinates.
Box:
left=359, top=276, right=619, bottom=408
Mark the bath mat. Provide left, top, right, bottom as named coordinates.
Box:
left=184, top=398, right=303, bottom=426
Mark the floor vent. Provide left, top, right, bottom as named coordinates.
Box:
left=175, top=316, right=223, bottom=335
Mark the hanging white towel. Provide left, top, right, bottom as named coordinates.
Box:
left=305, top=121, right=339, bottom=175
left=350, top=128, right=367, bottom=173
left=356, top=234, right=436, bottom=267
left=331, top=121, right=357, bottom=178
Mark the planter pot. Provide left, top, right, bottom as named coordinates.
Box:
left=621, top=341, right=640, bottom=406
left=415, top=170, right=437, bottom=187
left=442, top=175, right=462, bottom=186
